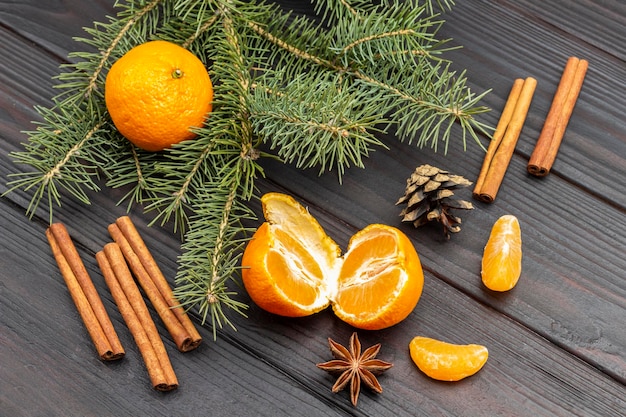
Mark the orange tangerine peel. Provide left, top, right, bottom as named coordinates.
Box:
left=241, top=193, right=424, bottom=330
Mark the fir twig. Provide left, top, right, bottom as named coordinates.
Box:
left=175, top=177, right=255, bottom=339
left=5, top=0, right=492, bottom=337
left=5, top=108, right=107, bottom=223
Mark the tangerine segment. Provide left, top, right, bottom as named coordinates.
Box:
left=242, top=222, right=330, bottom=317
left=481, top=215, right=522, bottom=292
left=409, top=336, right=488, bottom=381
left=333, top=224, right=424, bottom=330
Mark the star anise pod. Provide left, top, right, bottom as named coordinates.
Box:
left=316, top=332, right=393, bottom=407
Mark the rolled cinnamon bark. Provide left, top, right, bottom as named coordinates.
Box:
left=109, top=216, right=201, bottom=352
left=97, top=243, right=178, bottom=391
left=46, top=224, right=124, bottom=361
left=474, top=77, right=537, bottom=202
left=528, top=57, right=588, bottom=176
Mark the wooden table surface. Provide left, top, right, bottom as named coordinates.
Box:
left=1, top=1, right=625, bottom=416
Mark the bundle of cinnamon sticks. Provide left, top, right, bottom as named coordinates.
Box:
left=46, top=217, right=202, bottom=392
left=96, top=243, right=178, bottom=391
left=474, top=56, right=588, bottom=203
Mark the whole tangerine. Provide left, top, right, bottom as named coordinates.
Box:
left=105, top=40, right=213, bottom=152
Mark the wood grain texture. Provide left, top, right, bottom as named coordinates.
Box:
left=1, top=0, right=624, bottom=416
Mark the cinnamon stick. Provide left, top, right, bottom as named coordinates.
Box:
left=108, top=216, right=202, bottom=352
left=473, top=77, right=537, bottom=203
left=97, top=243, right=178, bottom=391
left=528, top=57, right=588, bottom=176
left=46, top=223, right=124, bottom=361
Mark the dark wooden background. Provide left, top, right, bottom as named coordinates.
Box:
left=1, top=1, right=625, bottom=416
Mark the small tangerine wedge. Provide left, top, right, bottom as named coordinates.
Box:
left=241, top=193, right=424, bottom=330
left=332, top=224, right=423, bottom=330
left=409, top=336, right=488, bottom=381
left=481, top=214, right=522, bottom=292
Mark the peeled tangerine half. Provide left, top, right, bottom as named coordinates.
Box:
left=481, top=214, right=522, bottom=292
left=241, top=193, right=424, bottom=330
left=409, top=336, right=488, bottom=381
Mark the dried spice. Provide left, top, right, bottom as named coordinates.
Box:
left=397, top=164, right=473, bottom=238
left=316, top=332, right=393, bottom=407
left=46, top=223, right=125, bottom=361
left=474, top=77, right=536, bottom=202
left=528, top=57, right=588, bottom=177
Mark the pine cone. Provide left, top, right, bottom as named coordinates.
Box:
left=396, top=164, right=474, bottom=238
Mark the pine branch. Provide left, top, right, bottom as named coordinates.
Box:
left=5, top=105, right=108, bottom=222
left=174, top=173, right=256, bottom=339
left=5, top=0, right=493, bottom=337
left=4, top=0, right=170, bottom=222
left=312, top=0, right=455, bottom=22
left=249, top=71, right=388, bottom=179
left=143, top=2, right=266, bottom=330
left=105, top=145, right=160, bottom=211
left=331, top=3, right=448, bottom=66
left=56, top=0, right=168, bottom=106
left=247, top=4, right=490, bottom=154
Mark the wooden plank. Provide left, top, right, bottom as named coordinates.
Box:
left=0, top=0, right=114, bottom=57
left=513, top=0, right=626, bottom=59
left=1, top=0, right=624, bottom=416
